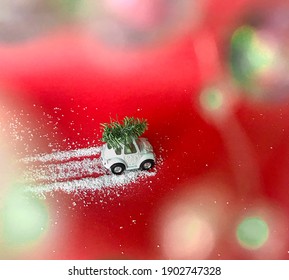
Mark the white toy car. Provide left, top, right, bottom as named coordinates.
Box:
left=101, top=138, right=155, bottom=175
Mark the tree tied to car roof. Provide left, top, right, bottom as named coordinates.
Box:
left=101, top=117, right=148, bottom=150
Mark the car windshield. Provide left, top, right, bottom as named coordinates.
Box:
left=115, top=147, right=122, bottom=155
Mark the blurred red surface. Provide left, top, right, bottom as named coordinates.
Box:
left=0, top=0, right=289, bottom=260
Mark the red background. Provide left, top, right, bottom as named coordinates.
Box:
left=1, top=0, right=289, bottom=259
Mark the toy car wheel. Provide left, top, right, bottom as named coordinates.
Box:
left=111, top=163, right=125, bottom=175
left=140, top=159, right=155, bottom=170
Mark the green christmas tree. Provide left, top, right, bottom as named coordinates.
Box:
left=101, top=117, right=148, bottom=150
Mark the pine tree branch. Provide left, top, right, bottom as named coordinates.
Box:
left=101, top=117, right=148, bottom=149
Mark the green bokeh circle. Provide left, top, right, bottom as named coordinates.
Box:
left=236, top=217, right=269, bottom=250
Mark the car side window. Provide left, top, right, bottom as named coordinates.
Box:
left=135, top=139, right=142, bottom=150
left=124, top=143, right=137, bottom=154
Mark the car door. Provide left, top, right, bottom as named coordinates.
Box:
left=123, top=142, right=140, bottom=168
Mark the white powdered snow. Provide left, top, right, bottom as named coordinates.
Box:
left=19, top=146, right=102, bottom=163
left=5, top=107, right=159, bottom=197
left=24, top=170, right=156, bottom=195
left=23, top=158, right=106, bottom=183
